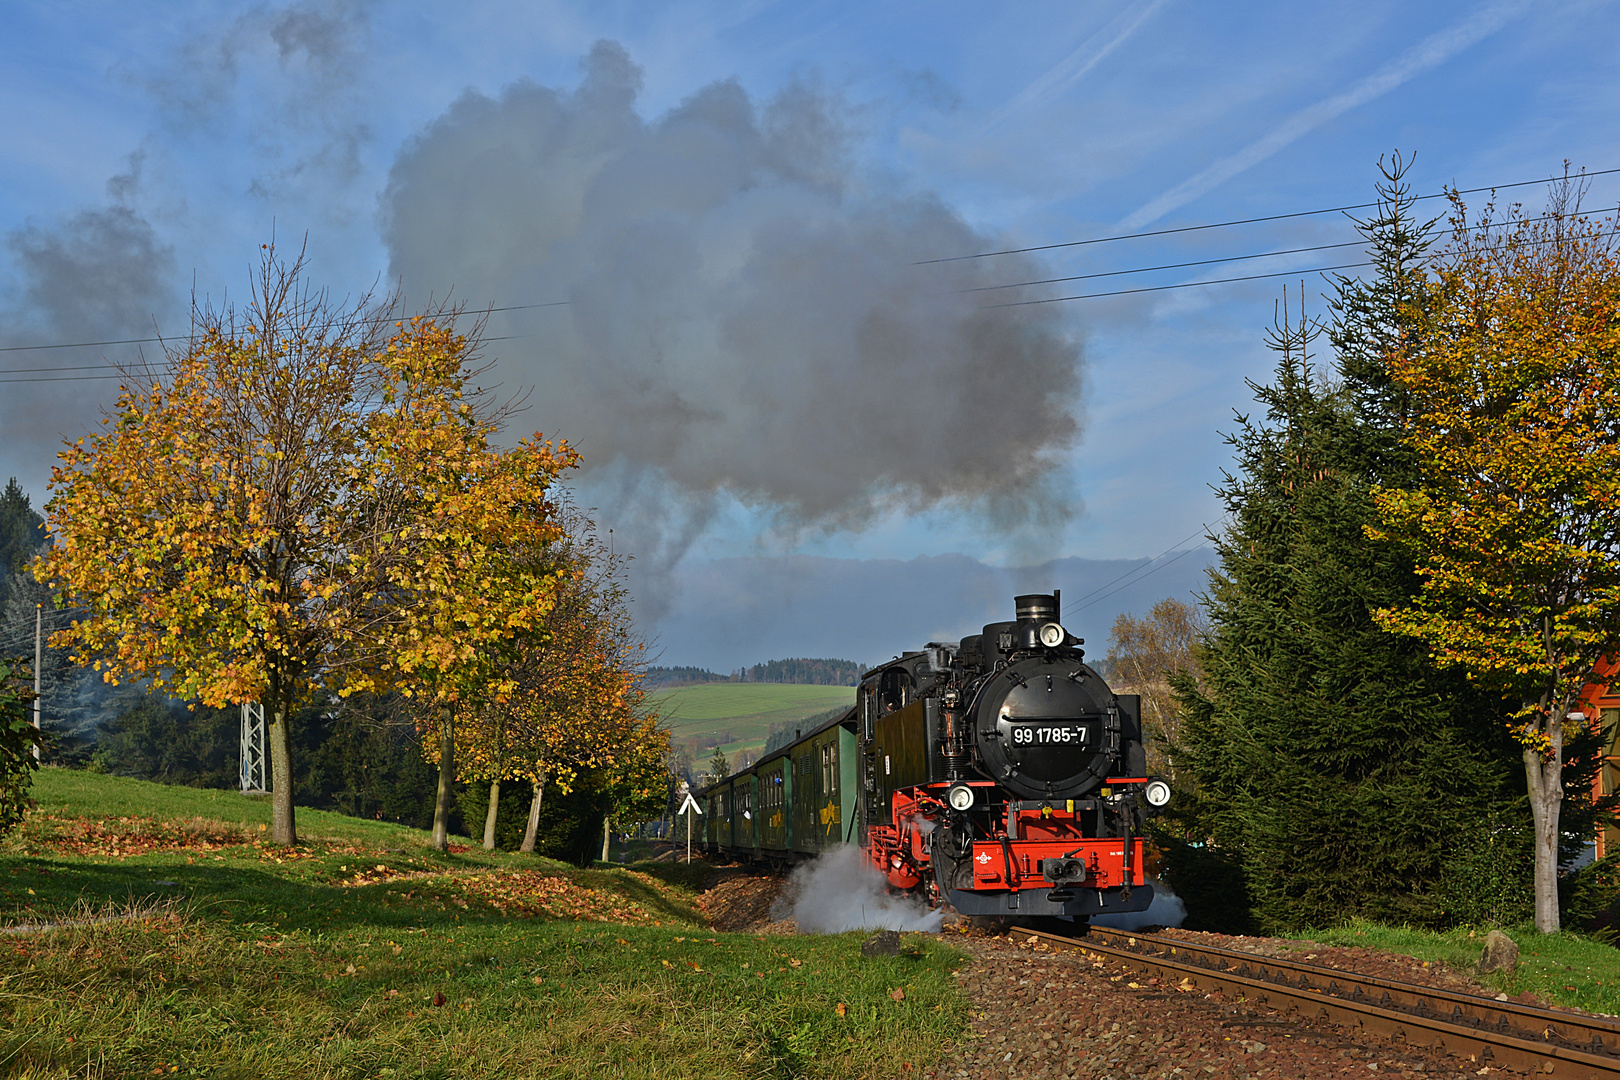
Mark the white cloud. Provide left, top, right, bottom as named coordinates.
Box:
left=988, top=0, right=1171, bottom=128
left=1119, top=0, right=1531, bottom=230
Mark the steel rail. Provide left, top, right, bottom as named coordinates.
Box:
left=1010, top=925, right=1620, bottom=1078
left=1083, top=925, right=1620, bottom=1054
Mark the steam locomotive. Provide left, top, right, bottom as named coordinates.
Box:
left=684, top=593, right=1170, bottom=921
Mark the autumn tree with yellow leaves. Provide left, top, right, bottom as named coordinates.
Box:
left=1370, top=178, right=1620, bottom=932
left=1105, top=597, right=1204, bottom=785
left=456, top=503, right=669, bottom=854
left=40, top=245, right=575, bottom=846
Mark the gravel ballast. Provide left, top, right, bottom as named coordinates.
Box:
left=923, top=931, right=1498, bottom=1080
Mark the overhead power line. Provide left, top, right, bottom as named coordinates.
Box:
left=963, top=239, right=1363, bottom=294
left=964, top=205, right=1610, bottom=297
left=918, top=166, right=1620, bottom=265
left=0, top=608, right=74, bottom=657
left=982, top=261, right=1373, bottom=309
left=0, top=363, right=147, bottom=373
left=0, top=335, right=164, bottom=355
left=0, top=334, right=528, bottom=383
left=2, top=164, right=1616, bottom=383
left=1070, top=542, right=1209, bottom=615
left=0, top=303, right=566, bottom=358
left=1063, top=526, right=1209, bottom=612
left=977, top=209, right=1620, bottom=309
left=0, top=373, right=135, bottom=384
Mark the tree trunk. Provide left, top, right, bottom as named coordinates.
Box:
left=432, top=708, right=455, bottom=853
left=520, top=778, right=544, bottom=854
left=601, top=813, right=611, bottom=863
left=1526, top=741, right=1564, bottom=933
left=267, top=697, right=296, bottom=847
left=483, top=778, right=500, bottom=851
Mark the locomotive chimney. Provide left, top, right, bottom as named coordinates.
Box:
left=1014, top=594, right=1059, bottom=624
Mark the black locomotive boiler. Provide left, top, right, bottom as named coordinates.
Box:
left=687, top=592, right=1171, bottom=921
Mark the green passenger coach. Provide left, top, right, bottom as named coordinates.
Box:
left=692, top=705, right=858, bottom=865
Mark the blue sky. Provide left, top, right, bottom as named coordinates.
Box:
left=3, top=1, right=1618, bottom=666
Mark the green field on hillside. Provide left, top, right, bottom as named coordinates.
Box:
left=0, top=769, right=966, bottom=1079
left=654, top=683, right=854, bottom=763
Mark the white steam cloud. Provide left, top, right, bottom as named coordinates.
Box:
left=382, top=42, right=1083, bottom=615
left=1091, top=878, right=1187, bottom=931
left=773, top=845, right=944, bottom=934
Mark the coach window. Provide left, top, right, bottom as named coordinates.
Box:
left=860, top=685, right=877, bottom=738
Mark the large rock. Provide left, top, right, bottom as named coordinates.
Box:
left=1478, top=929, right=1519, bottom=974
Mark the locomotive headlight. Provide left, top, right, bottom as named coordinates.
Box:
left=1039, top=622, right=1066, bottom=648
left=1144, top=779, right=1172, bottom=808
left=947, top=784, right=976, bottom=811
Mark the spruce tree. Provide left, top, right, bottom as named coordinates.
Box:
left=1175, top=156, right=1522, bottom=932
left=0, top=479, right=46, bottom=620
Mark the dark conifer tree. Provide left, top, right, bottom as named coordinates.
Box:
left=1174, top=156, right=1523, bottom=932
left=0, top=479, right=47, bottom=621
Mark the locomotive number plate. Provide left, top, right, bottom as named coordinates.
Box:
left=1009, top=724, right=1088, bottom=746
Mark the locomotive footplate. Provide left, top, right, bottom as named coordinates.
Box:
left=936, top=860, right=1153, bottom=917
left=939, top=837, right=1154, bottom=917
left=966, top=839, right=1141, bottom=888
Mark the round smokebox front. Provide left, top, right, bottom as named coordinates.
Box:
left=975, top=655, right=1112, bottom=800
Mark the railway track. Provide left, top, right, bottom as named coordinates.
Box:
left=1008, top=924, right=1620, bottom=1078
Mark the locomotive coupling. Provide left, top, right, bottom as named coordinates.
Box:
left=1040, top=857, right=1091, bottom=884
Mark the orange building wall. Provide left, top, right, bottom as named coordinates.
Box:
left=1578, top=658, right=1620, bottom=859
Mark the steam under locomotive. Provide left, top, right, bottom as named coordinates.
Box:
left=684, top=593, right=1171, bottom=921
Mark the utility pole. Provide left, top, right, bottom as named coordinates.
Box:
left=32, top=604, right=41, bottom=762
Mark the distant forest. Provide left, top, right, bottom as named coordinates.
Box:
left=645, top=657, right=865, bottom=688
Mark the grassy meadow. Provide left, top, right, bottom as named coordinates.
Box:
left=0, top=769, right=964, bottom=1079
left=653, top=684, right=854, bottom=764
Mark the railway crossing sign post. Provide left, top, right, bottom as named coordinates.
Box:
left=678, top=790, right=702, bottom=863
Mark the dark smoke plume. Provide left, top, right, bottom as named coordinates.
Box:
left=0, top=179, right=178, bottom=496
left=382, top=42, right=1084, bottom=612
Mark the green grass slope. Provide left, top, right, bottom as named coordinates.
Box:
left=0, top=769, right=965, bottom=1079
left=1305, top=918, right=1620, bottom=1018
left=655, top=683, right=854, bottom=762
